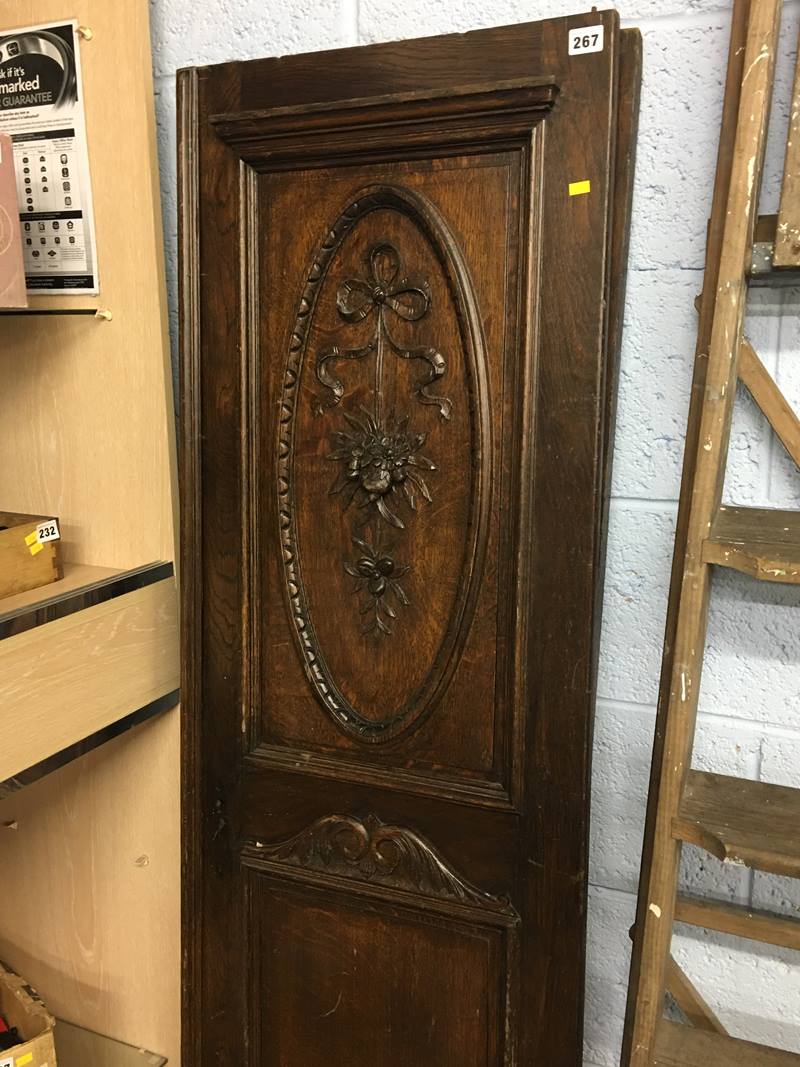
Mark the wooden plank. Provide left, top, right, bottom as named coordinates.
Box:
left=622, top=2, right=781, bottom=1063
left=739, top=339, right=800, bottom=469
left=654, top=1019, right=800, bottom=1066
left=665, top=957, right=727, bottom=1034
left=703, top=505, right=800, bottom=583
left=674, top=770, right=800, bottom=877
left=774, top=30, right=800, bottom=267
left=0, top=578, right=178, bottom=782
left=675, top=895, right=800, bottom=950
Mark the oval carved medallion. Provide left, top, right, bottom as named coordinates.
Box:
left=278, top=184, right=490, bottom=743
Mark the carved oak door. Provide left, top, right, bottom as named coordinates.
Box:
left=180, top=13, right=640, bottom=1066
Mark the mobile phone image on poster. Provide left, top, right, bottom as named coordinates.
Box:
left=0, top=20, right=99, bottom=294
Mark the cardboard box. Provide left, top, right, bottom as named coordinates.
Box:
left=0, top=962, right=56, bottom=1067
left=0, top=513, right=63, bottom=601
left=0, top=133, right=27, bottom=309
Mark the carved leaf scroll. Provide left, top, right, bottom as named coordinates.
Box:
left=256, top=813, right=514, bottom=914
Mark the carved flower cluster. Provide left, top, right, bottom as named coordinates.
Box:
left=328, top=409, right=435, bottom=530
left=344, top=536, right=409, bottom=636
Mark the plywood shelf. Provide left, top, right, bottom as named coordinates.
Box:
left=702, top=505, right=800, bottom=583
left=673, top=770, right=800, bottom=877
left=0, top=560, right=169, bottom=637
left=0, top=562, right=179, bottom=788
left=654, top=1020, right=800, bottom=1066
left=0, top=562, right=118, bottom=622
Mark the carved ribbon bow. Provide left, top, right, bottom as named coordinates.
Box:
left=316, top=242, right=452, bottom=420
left=338, top=243, right=430, bottom=324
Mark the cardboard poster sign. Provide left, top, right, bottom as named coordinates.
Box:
left=0, top=19, right=99, bottom=294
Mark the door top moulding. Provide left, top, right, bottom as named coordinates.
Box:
left=210, top=77, right=558, bottom=159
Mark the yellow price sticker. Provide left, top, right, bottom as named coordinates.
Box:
left=24, top=529, right=44, bottom=556
left=569, top=179, right=591, bottom=197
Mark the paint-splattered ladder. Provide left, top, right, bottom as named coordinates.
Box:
left=621, top=0, right=800, bottom=1063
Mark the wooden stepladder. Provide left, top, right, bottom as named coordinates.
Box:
left=622, top=0, right=800, bottom=1064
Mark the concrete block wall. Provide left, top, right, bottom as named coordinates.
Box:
left=147, top=0, right=800, bottom=1062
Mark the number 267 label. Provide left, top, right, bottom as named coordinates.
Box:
left=568, top=25, right=604, bottom=55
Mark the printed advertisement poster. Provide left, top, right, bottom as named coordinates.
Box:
left=0, top=19, right=99, bottom=293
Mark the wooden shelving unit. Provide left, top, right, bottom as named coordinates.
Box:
left=0, top=2, right=178, bottom=1063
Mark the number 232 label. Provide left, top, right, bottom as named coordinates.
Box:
left=568, top=25, right=604, bottom=55
left=36, top=520, right=60, bottom=544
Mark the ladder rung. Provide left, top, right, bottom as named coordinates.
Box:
left=675, top=894, right=800, bottom=950
left=673, top=770, right=800, bottom=877
left=654, top=1019, right=800, bottom=1066
left=703, top=505, right=800, bottom=583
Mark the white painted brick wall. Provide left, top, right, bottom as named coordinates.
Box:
left=147, top=1, right=800, bottom=1062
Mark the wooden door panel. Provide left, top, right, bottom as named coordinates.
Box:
left=248, top=875, right=515, bottom=1067
left=257, top=150, right=528, bottom=803
left=244, top=813, right=518, bottom=1066
left=180, top=14, right=640, bottom=1065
